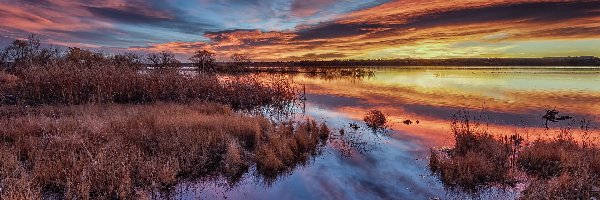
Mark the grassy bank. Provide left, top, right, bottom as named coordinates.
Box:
left=0, top=37, right=297, bottom=109
left=429, top=112, right=600, bottom=199
left=0, top=102, right=329, bottom=199
left=0, top=67, right=296, bottom=110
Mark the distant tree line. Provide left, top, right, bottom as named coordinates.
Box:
left=252, top=57, right=600, bottom=67
left=0, top=35, right=252, bottom=74
left=2, top=35, right=598, bottom=73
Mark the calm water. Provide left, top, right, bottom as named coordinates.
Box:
left=175, top=67, right=600, bottom=199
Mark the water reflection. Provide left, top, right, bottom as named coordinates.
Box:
left=299, top=67, right=600, bottom=145
left=174, top=67, right=600, bottom=199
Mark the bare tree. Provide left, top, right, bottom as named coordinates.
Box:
left=33, top=47, right=62, bottom=68
left=1, top=34, right=42, bottom=72
left=189, top=49, right=215, bottom=73
left=0, top=49, right=9, bottom=71
left=146, top=51, right=180, bottom=70
left=65, top=47, right=105, bottom=68
left=111, top=52, right=143, bottom=70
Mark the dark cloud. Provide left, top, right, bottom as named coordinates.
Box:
left=204, top=29, right=258, bottom=42
left=295, top=1, right=600, bottom=41
left=295, top=23, right=380, bottom=40
left=402, top=1, right=600, bottom=29
left=86, top=5, right=216, bottom=35
left=0, top=36, right=15, bottom=46
left=524, top=26, right=600, bottom=39
left=290, top=0, right=337, bottom=17
left=86, top=7, right=169, bottom=24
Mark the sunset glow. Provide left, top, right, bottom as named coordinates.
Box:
left=1, top=0, right=599, bottom=61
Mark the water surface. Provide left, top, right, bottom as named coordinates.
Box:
left=176, top=67, right=600, bottom=199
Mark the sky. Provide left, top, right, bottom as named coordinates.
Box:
left=0, top=0, right=599, bottom=61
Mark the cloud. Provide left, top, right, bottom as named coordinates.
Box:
left=1, top=0, right=599, bottom=60
left=85, top=6, right=171, bottom=23
left=290, top=0, right=338, bottom=17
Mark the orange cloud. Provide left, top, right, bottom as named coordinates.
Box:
left=7, top=0, right=597, bottom=61
left=0, top=2, right=111, bottom=34
left=131, top=1, right=600, bottom=61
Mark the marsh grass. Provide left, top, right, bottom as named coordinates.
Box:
left=430, top=111, right=600, bottom=199
left=1, top=65, right=296, bottom=110
left=518, top=128, right=600, bottom=199
left=0, top=38, right=298, bottom=110
left=429, top=111, right=514, bottom=191
left=0, top=102, right=330, bottom=199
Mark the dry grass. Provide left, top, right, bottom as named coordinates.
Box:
left=518, top=130, right=600, bottom=199
left=254, top=121, right=329, bottom=181
left=430, top=112, right=600, bottom=198
left=0, top=102, right=330, bottom=199
left=0, top=40, right=297, bottom=109
left=1, top=65, right=296, bottom=110
left=517, top=136, right=580, bottom=179
left=520, top=171, right=598, bottom=200
left=429, top=114, right=513, bottom=191
left=0, top=72, right=19, bottom=104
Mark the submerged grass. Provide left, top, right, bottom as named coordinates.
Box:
left=363, top=110, right=387, bottom=130
left=0, top=102, right=330, bottom=199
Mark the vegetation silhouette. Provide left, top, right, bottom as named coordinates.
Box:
left=189, top=50, right=216, bottom=73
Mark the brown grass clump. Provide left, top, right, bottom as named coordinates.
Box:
left=429, top=113, right=513, bottom=191
left=363, top=110, right=387, bottom=130
left=520, top=171, right=598, bottom=200
left=0, top=102, right=330, bottom=199
left=517, top=136, right=580, bottom=179
left=0, top=72, right=19, bottom=103
left=517, top=130, right=600, bottom=199
left=255, top=120, right=330, bottom=181
left=431, top=111, right=600, bottom=198
left=0, top=72, right=18, bottom=86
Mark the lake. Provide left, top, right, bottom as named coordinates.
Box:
left=173, top=67, right=600, bottom=199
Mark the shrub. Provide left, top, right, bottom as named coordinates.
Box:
left=254, top=120, right=329, bottom=182
left=520, top=171, right=598, bottom=200
left=517, top=129, right=600, bottom=199
left=0, top=71, right=18, bottom=85
left=363, top=110, right=387, bottom=129
left=429, top=112, right=513, bottom=191
left=517, top=139, right=580, bottom=179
